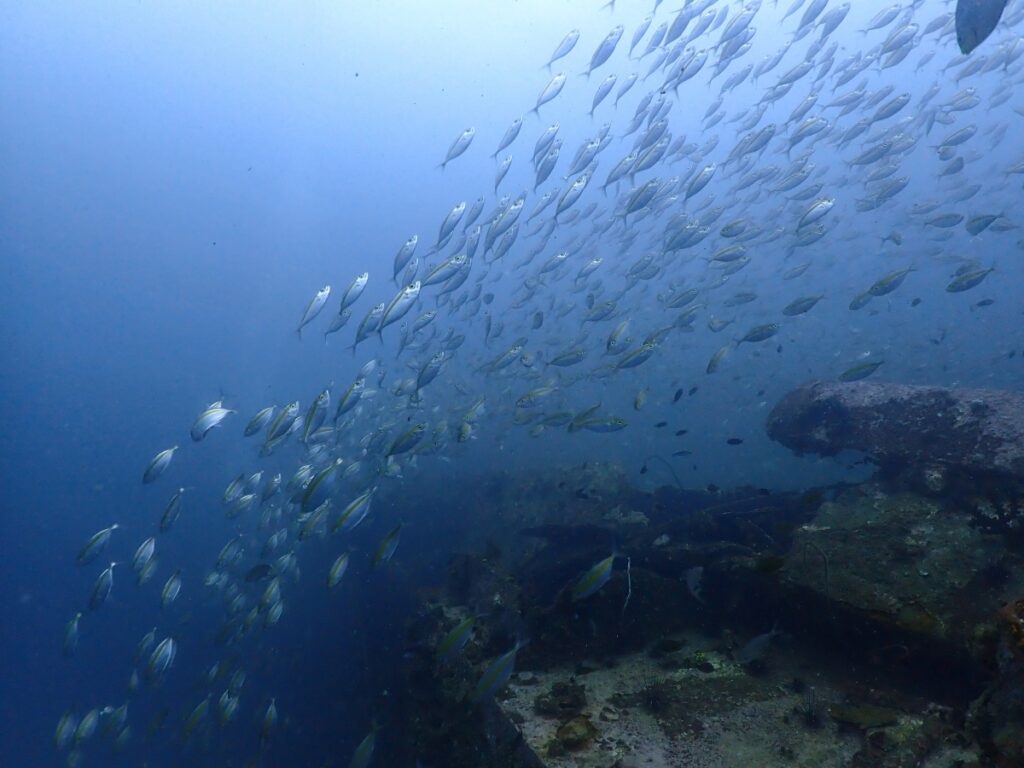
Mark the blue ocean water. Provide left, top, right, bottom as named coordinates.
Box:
left=2, top=1, right=1022, bottom=765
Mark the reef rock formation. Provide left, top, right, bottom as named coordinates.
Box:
left=767, top=380, right=1024, bottom=481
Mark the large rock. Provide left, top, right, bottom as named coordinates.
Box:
left=782, top=486, right=1007, bottom=647
left=767, top=380, right=1024, bottom=481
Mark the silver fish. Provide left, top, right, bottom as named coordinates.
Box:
left=392, top=235, right=418, bottom=284
left=143, top=446, right=177, bottom=484
left=492, top=117, right=522, bottom=159
left=191, top=404, right=234, bottom=442
left=545, top=29, right=580, bottom=71
left=88, top=562, right=117, bottom=610
left=584, top=25, right=624, bottom=77
left=296, top=285, right=330, bottom=338
left=339, top=272, right=369, bottom=311
left=529, top=72, right=566, bottom=116
left=439, top=127, right=475, bottom=170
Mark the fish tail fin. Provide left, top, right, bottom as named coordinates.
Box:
left=295, top=328, right=302, bottom=340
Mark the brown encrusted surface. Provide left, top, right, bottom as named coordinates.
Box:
left=766, top=381, right=1024, bottom=479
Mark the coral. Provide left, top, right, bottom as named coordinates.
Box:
left=552, top=715, right=597, bottom=752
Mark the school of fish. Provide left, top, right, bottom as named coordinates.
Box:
left=56, top=0, right=1023, bottom=765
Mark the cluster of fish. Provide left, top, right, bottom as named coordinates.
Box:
left=57, top=0, right=1022, bottom=764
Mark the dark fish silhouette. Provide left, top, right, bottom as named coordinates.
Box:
left=956, top=0, right=1009, bottom=54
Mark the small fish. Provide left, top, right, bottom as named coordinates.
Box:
left=183, top=696, right=210, bottom=738
left=131, top=536, right=156, bottom=576
left=302, top=458, right=344, bottom=513
left=244, top=406, right=276, bottom=437
left=530, top=73, right=567, bottom=116
left=492, top=117, right=523, bottom=159
left=726, top=438, right=744, bottom=445
left=946, top=267, right=994, bottom=293
left=339, top=272, right=369, bottom=311
left=572, top=552, right=616, bottom=600
left=545, top=29, right=580, bottom=71
left=143, top=446, right=177, bottom=484
left=261, top=698, right=278, bottom=740
left=797, top=197, right=834, bottom=230
left=146, top=637, right=177, bottom=684
left=77, top=524, right=119, bottom=565
left=839, top=361, right=883, bottom=382
left=471, top=640, right=528, bottom=703
left=191, top=403, right=234, bottom=442
left=738, top=324, right=779, bottom=344
left=88, top=562, right=117, bottom=610
left=63, top=612, right=82, bottom=657
left=218, top=690, right=240, bottom=724
left=849, top=291, right=873, bottom=310
left=634, top=388, right=648, bottom=410
left=327, top=553, right=350, bottom=588
left=297, top=285, right=331, bottom=339
left=54, top=711, right=78, bottom=751
left=348, top=722, right=382, bottom=768
left=578, top=417, right=627, bottom=433
left=387, top=423, right=426, bottom=456
left=392, top=235, right=419, bottom=283
left=868, top=267, right=914, bottom=297
left=965, top=215, right=1000, bottom=236
left=436, top=615, right=478, bottom=664
left=782, top=296, right=823, bottom=316
left=332, top=489, right=374, bottom=533
left=735, top=624, right=782, bottom=665
left=615, top=341, right=657, bottom=369
left=673, top=388, right=683, bottom=403
left=75, top=709, right=99, bottom=743
left=371, top=524, right=402, bottom=569
left=707, top=345, right=729, bottom=373
left=378, top=281, right=421, bottom=338
left=335, top=378, right=366, bottom=421
left=583, top=24, right=624, bottom=78
left=516, top=386, right=558, bottom=409
left=439, top=127, right=475, bottom=170
left=161, top=570, right=182, bottom=608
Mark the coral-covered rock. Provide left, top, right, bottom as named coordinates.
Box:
left=767, top=381, right=1024, bottom=481
left=782, top=486, right=1005, bottom=648
left=968, top=598, right=1024, bottom=767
